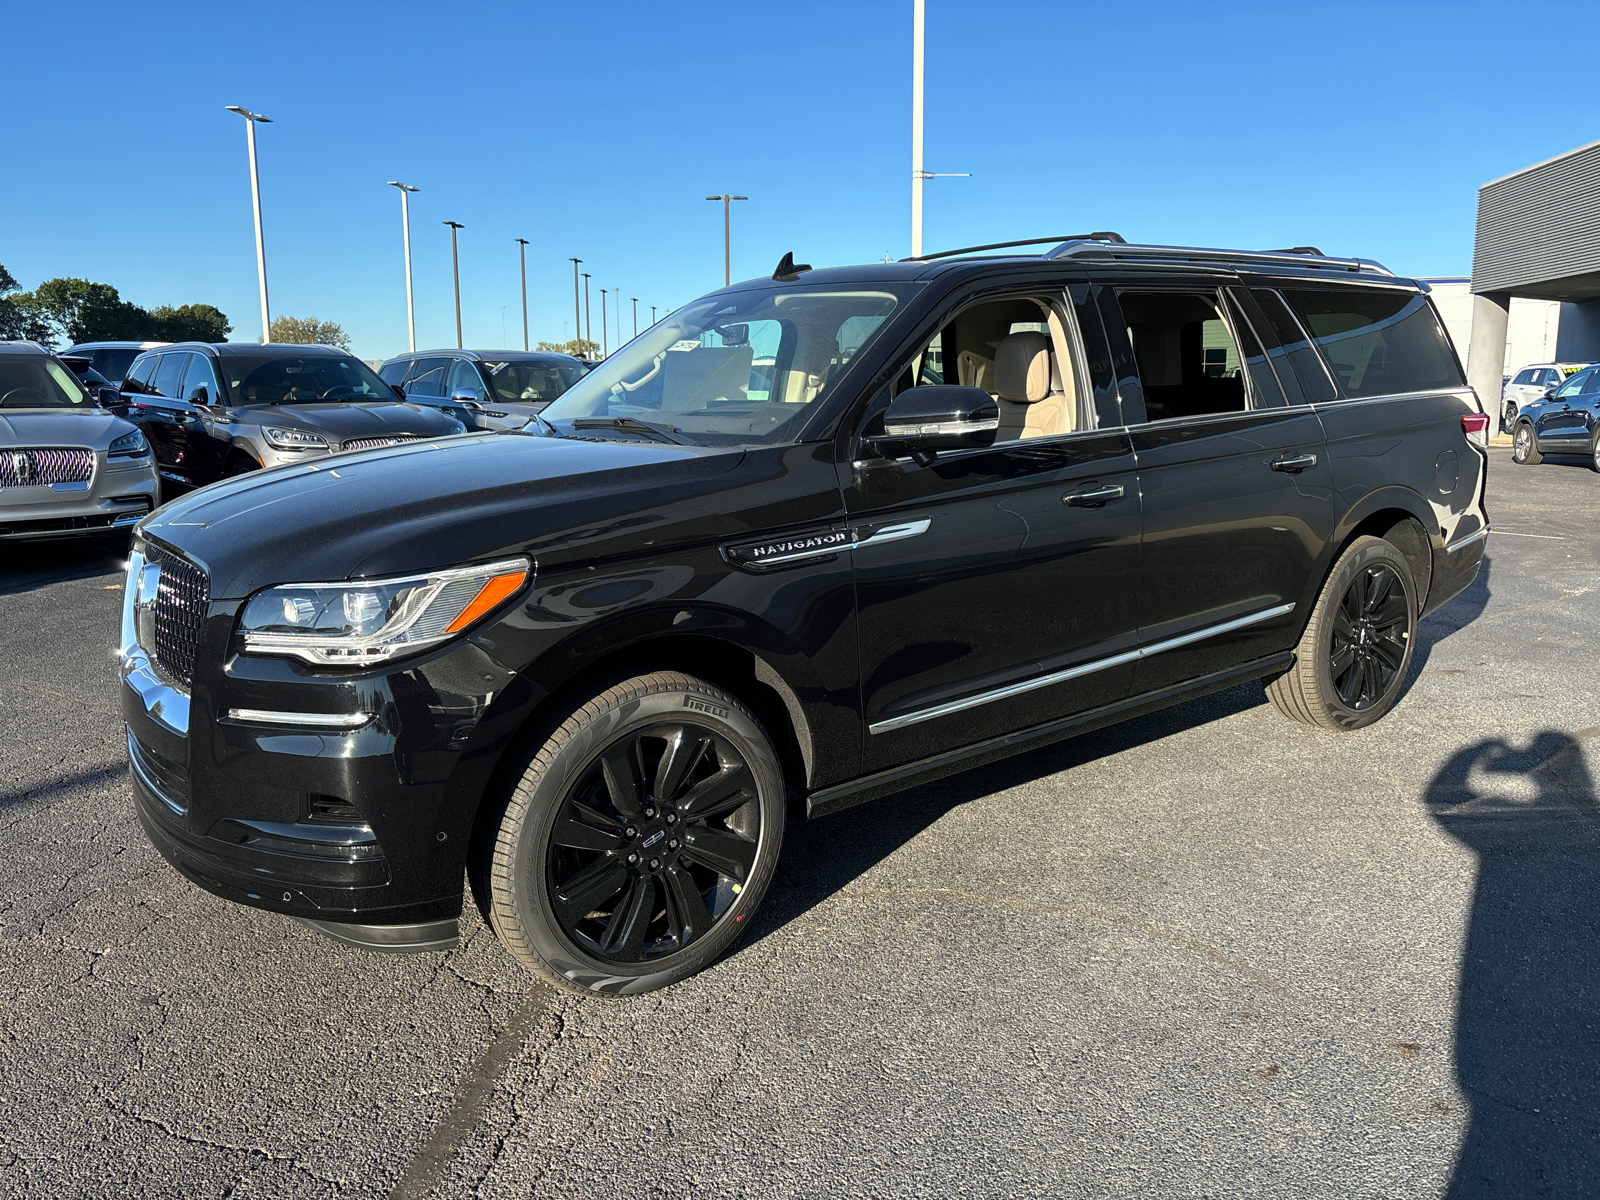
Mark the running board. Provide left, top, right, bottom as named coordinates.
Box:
left=807, top=652, right=1294, bottom=820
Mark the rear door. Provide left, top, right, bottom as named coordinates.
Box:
left=138, top=353, right=193, bottom=482
left=1090, top=273, right=1335, bottom=693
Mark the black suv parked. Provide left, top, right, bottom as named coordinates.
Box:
left=378, top=349, right=588, bottom=432
left=121, top=237, right=1489, bottom=996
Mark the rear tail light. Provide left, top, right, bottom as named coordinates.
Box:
left=1461, top=412, right=1490, bottom=449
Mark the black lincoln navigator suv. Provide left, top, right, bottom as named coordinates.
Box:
left=121, top=236, right=1489, bottom=995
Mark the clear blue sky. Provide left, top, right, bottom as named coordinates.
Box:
left=4, top=0, right=1597, bottom=360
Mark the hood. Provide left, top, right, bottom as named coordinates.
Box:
left=139, top=431, right=745, bottom=598
left=0, top=409, right=134, bottom=450
left=233, top=401, right=461, bottom=441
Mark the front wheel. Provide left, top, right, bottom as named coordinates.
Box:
left=481, top=672, right=786, bottom=996
left=1265, top=535, right=1418, bottom=732
left=1512, top=422, right=1542, bottom=465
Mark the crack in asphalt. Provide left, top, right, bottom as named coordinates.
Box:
left=102, top=1100, right=346, bottom=1185
left=386, top=984, right=557, bottom=1200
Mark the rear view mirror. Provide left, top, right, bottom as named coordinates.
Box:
left=714, top=323, right=749, bottom=346
left=872, top=385, right=998, bottom=465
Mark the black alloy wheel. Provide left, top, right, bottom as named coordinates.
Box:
left=480, top=671, right=785, bottom=995
left=1327, top=564, right=1409, bottom=711
left=546, top=722, right=760, bottom=965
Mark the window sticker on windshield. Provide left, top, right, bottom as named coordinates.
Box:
left=668, top=340, right=700, bottom=352
left=485, top=362, right=508, bottom=374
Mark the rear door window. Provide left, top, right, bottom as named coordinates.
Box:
left=1513, top=369, right=1536, bottom=385
left=1247, top=289, right=1338, bottom=403
left=1281, top=288, right=1464, bottom=399
left=378, top=360, right=411, bottom=385
left=404, top=357, right=449, bottom=397
left=150, top=353, right=188, bottom=399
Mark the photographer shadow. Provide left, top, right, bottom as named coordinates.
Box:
left=1426, top=730, right=1600, bottom=1197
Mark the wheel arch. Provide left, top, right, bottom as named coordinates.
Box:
left=1322, top=487, right=1438, bottom=616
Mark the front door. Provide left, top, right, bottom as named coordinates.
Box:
left=1092, top=276, right=1335, bottom=693
left=845, top=283, right=1143, bottom=773
left=1537, top=365, right=1600, bottom=446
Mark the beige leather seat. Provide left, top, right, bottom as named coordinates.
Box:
left=993, top=331, right=1067, bottom=440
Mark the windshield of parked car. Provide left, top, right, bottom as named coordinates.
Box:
left=0, top=356, right=92, bottom=409
left=479, top=359, right=587, bottom=403
left=222, top=354, right=396, bottom=405
left=538, top=284, right=915, bottom=445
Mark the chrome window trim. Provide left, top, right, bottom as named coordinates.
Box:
left=1446, top=526, right=1489, bottom=554
left=225, top=709, right=375, bottom=729
left=869, top=602, right=1296, bottom=734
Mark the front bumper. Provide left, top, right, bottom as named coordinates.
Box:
left=0, top=453, right=156, bottom=539
left=121, top=587, right=526, bottom=932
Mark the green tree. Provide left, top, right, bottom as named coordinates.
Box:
left=0, top=263, right=53, bottom=344
left=24, top=277, right=155, bottom=344
left=535, top=338, right=599, bottom=358
left=151, top=303, right=231, bottom=343
left=270, top=315, right=351, bottom=349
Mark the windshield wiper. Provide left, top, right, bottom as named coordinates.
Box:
left=570, top=416, right=691, bottom=445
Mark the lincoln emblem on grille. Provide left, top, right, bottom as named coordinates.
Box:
left=9, top=451, right=34, bottom=485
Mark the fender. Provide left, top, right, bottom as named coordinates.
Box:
left=1332, top=482, right=1441, bottom=547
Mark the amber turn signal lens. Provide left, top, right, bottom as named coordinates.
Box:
left=444, top=570, right=528, bottom=634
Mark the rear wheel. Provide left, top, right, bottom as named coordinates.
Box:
left=1503, top=402, right=1518, bottom=428
left=481, top=672, right=786, bottom=996
left=1512, top=422, right=1541, bottom=465
left=1266, top=536, right=1417, bottom=732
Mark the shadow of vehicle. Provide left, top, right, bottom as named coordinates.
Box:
left=750, top=682, right=1267, bottom=947
left=1426, top=730, right=1600, bottom=1197
left=0, top=534, right=129, bottom=597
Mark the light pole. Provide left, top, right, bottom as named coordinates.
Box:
left=514, top=238, right=530, bottom=351
left=388, top=182, right=420, bottom=351
left=443, top=221, right=465, bottom=348
left=651, top=306, right=657, bottom=326
left=705, top=194, right=748, bottom=286
left=632, top=298, right=638, bottom=338
left=581, top=274, right=592, bottom=355
left=909, top=0, right=968, bottom=258
left=568, top=258, right=582, bottom=355
left=225, top=106, right=273, bottom=342
left=600, top=289, right=609, bottom=357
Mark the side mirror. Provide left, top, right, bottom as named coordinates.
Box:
left=392, top=383, right=409, bottom=400
left=871, top=385, right=998, bottom=464
left=449, top=387, right=484, bottom=409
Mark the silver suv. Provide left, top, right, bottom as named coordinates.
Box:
left=0, top=342, right=157, bottom=539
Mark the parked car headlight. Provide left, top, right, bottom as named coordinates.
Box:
left=107, top=429, right=148, bottom=458
left=238, top=558, right=530, bottom=665
left=263, top=426, right=330, bottom=451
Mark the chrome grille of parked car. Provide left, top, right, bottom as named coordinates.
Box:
left=339, top=435, right=429, bottom=453
left=0, top=448, right=93, bottom=489
left=146, top=543, right=209, bottom=689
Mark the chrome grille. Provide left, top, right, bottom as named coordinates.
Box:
left=146, top=543, right=209, bottom=689
left=339, top=435, right=428, bottom=453
left=0, top=448, right=93, bottom=489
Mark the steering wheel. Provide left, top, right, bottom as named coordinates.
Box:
left=321, top=386, right=359, bottom=400
left=0, top=387, right=49, bottom=406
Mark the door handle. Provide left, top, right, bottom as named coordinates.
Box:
left=1063, top=484, right=1125, bottom=507
left=1270, top=452, right=1318, bottom=473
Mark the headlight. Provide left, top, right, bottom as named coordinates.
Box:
left=238, top=557, right=530, bottom=665
left=108, top=429, right=148, bottom=458
left=263, top=426, right=329, bottom=451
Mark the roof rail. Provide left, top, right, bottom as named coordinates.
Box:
left=1043, top=240, right=1394, bottom=276
left=902, top=232, right=1126, bottom=263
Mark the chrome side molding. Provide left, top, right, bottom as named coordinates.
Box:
left=1446, top=526, right=1489, bottom=554
left=870, top=602, right=1296, bottom=733
left=722, top=517, right=932, bottom=571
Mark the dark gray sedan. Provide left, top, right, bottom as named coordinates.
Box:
left=115, top=343, right=467, bottom=488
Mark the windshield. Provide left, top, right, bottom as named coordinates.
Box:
left=480, top=359, right=587, bottom=403
left=0, top=356, right=92, bottom=409
left=222, top=354, right=396, bottom=405
left=539, top=284, right=914, bottom=445
left=1551, top=367, right=1598, bottom=399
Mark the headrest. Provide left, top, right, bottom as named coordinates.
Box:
left=994, top=331, right=1052, bottom=403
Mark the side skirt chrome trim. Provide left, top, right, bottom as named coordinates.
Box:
left=868, top=602, right=1296, bottom=734
left=1445, top=526, right=1489, bottom=554
left=226, top=709, right=374, bottom=728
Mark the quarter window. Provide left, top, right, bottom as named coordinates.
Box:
left=1248, top=289, right=1338, bottom=403
left=1281, top=288, right=1464, bottom=398
left=378, top=360, right=410, bottom=385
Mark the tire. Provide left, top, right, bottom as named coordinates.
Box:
left=1590, top=431, right=1600, bottom=474
left=1265, top=536, right=1418, bottom=732
left=1504, top=402, right=1518, bottom=428
left=1512, top=422, right=1541, bottom=465
left=225, top=454, right=261, bottom=477
left=482, top=672, right=786, bottom=996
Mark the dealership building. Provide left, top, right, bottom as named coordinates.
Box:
left=1465, top=138, right=1600, bottom=427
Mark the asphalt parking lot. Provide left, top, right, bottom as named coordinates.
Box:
left=3, top=445, right=1598, bottom=1200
